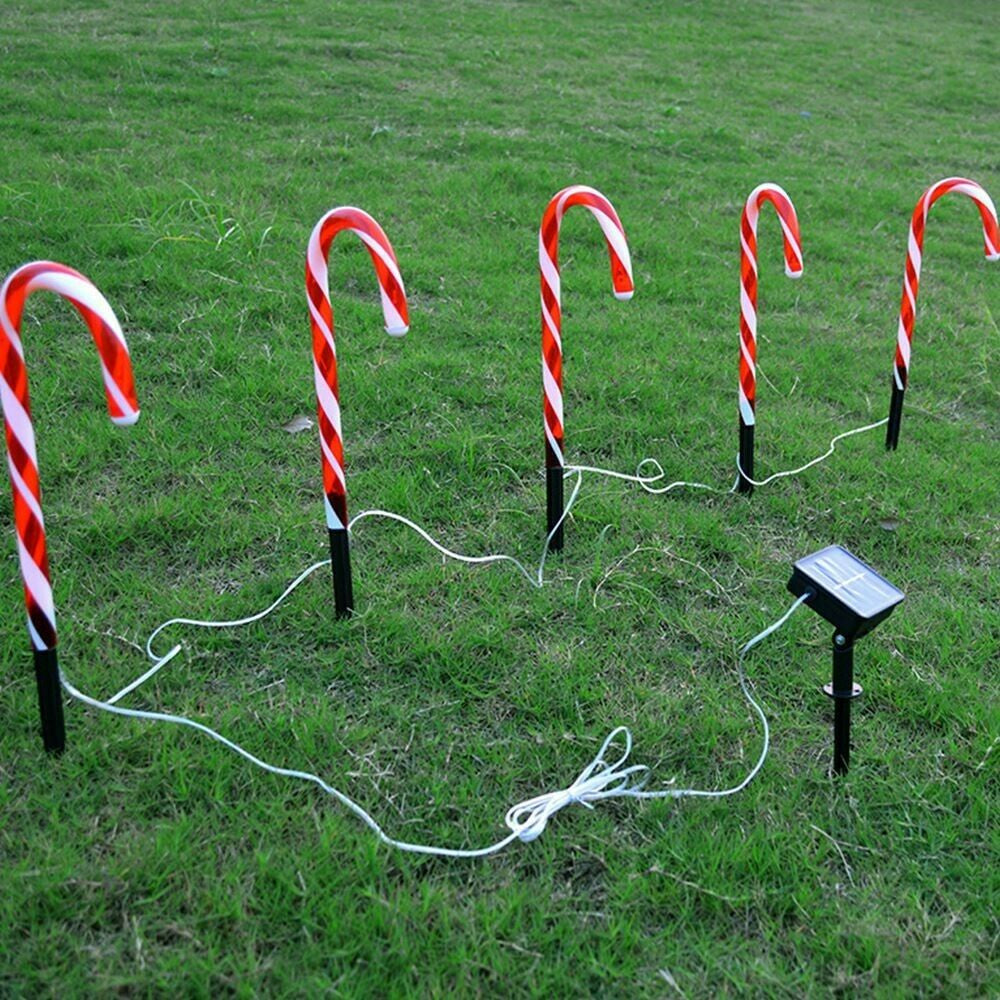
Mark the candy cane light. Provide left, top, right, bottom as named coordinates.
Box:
left=0, top=261, right=140, bottom=752
left=540, top=185, right=634, bottom=549
left=736, top=183, right=804, bottom=494
left=885, top=177, right=999, bottom=449
left=305, top=206, right=410, bottom=618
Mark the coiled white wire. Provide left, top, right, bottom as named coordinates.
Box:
left=60, top=594, right=809, bottom=858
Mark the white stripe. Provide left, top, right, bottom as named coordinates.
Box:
left=324, top=494, right=344, bottom=531
left=739, top=232, right=758, bottom=273
left=28, top=272, right=122, bottom=342
left=27, top=617, right=50, bottom=652
left=354, top=228, right=405, bottom=296
left=307, top=295, right=337, bottom=355
left=893, top=367, right=904, bottom=390
left=587, top=208, right=633, bottom=281
left=540, top=296, right=562, bottom=353
left=896, top=321, right=911, bottom=368
left=902, top=270, right=918, bottom=317
left=739, top=336, right=756, bottom=377
left=312, top=361, right=343, bottom=439
left=0, top=287, right=26, bottom=360
left=907, top=228, right=922, bottom=277
left=544, top=422, right=564, bottom=468
left=948, top=179, right=986, bottom=203
left=556, top=186, right=591, bottom=218
left=541, top=359, right=564, bottom=428
left=306, top=224, right=329, bottom=293
left=6, top=451, right=44, bottom=525
left=739, top=393, right=755, bottom=427
left=967, top=185, right=997, bottom=224
left=538, top=233, right=561, bottom=302
left=0, top=380, right=40, bottom=467
left=318, top=431, right=346, bottom=488
left=16, top=533, right=54, bottom=622
left=99, top=360, right=137, bottom=420
left=775, top=215, right=802, bottom=264
left=739, top=287, right=757, bottom=339
left=377, top=285, right=407, bottom=334
left=744, top=186, right=766, bottom=227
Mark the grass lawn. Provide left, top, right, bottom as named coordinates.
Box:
left=0, top=1, right=997, bottom=995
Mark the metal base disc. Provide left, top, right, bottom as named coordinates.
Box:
left=823, top=681, right=863, bottom=699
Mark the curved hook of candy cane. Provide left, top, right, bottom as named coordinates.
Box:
left=737, top=183, right=804, bottom=494
left=886, top=177, right=999, bottom=450
left=0, top=261, right=140, bottom=752
left=539, top=185, right=634, bottom=549
left=304, top=206, right=410, bottom=617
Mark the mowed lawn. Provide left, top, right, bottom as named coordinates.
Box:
left=0, top=1, right=997, bottom=995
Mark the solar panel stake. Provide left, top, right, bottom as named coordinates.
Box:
left=788, top=545, right=904, bottom=776
left=826, top=633, right=861, bottom=775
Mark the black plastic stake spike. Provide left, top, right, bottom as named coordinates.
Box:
left=329, top=528, right=354, bottom=619
left=33, top=648, right=65, bottom=753
left=886, top=384, right=905, bottom=450
left=824, top=634, right=862, bottom=775
left=546, top=466, right=564, bottom=551
left=737, top=421, right=755, bottom=494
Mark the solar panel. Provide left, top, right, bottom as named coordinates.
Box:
left=788, top=545, right=904, bottom=640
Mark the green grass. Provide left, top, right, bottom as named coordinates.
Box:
left=1, top=0, right=997, bottom=995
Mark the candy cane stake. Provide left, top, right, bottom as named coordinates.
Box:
left=0, top=261, right=140, bottom=752
left=305, top=207, right=409, bottom=618
left=885, top=177, right=999, bottom=449
left=737, top=183, right=804, bottom=494
left=540, top=185, right=634, bottom=549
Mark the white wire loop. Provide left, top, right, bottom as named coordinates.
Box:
left=60, top=594, right=808, bottom=858
left=504, top=727, right=651, bottom=842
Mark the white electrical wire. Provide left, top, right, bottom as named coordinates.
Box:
left=140, top=416, right=885, bottom=661
left=145, top=559, right=333, bottom=663
left=72, top=413, right=873, bottom=857
left=59, top=593, right=809, bottom=858
left=632, top=591, right=810, bottom=800
left=566, top=458, right=729, bottom=496
left=733, top=417, right=889, bottom=488
left=570, top=417, right=886, bottom=499
left=143, top=471, right=586, bottom=662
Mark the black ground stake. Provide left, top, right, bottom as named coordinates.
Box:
left=546, top=466, right=565, bottom=551
left=33, top=648, right=65, bottom=754
left=737, top=421, right=755, bottom=494
left=329, top=528, right=354, bottom=619
left=825, top=634, right=862, bottom=775
left=885, top=383, right=905, bottom=450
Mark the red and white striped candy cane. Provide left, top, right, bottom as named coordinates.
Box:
left=0, top=260, right=140, bottom=752
left=737, top=183, right=803, bottom=493
left=305, top=206, right=409, bottom=618
left=886, top=177, right=999, bottom=449
left=539, top=185, right=634, bottom=548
